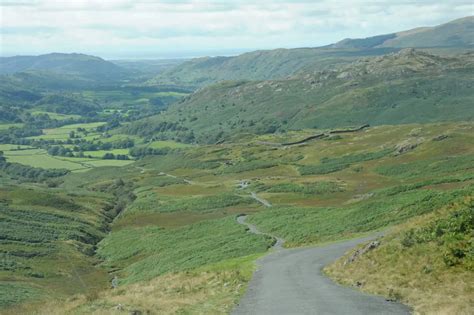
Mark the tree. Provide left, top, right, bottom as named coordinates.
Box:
left=102, top=153, right=115, bottom=159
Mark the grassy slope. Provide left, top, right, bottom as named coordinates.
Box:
left=0, top=184, right=112, bottom=308
left=382, top=16, right=474, bottom=48
left=148, top=47, right=396, bottom=88
left=3, top=122, right=473, bottom=314
left=0, top=53, right=127, bottom=81
left=125, top=50, right=474, bottom=143
left=332, top=16, right=473, bottom=50
left=325, top=196, right=473, bottom=314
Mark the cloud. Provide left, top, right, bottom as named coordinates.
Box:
left=1, top=26, right=58, bottom=35
left=0, top=0, right=472, bottom=58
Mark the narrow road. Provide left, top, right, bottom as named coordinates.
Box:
left=250, top=192, right=272, bottom=207
left=237, top=215, right=284, bottom=249
left=234, top=216, right=410, bottom=315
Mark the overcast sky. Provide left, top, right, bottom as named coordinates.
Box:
left=0, top=0, right=472, bottom=59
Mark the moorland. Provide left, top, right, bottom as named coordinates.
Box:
left=0, top=16, right=473, bottom=314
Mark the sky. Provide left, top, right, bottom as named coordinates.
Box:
left=0, top=0, right=472, bottom=59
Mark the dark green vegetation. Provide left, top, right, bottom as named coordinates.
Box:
left=399, top=201, right=473, bottom=268
left=0, top=16, right=473, bottom=314
left=0, top=53, right=127, bottom=80
left=126, top=49, right=474, bottom=143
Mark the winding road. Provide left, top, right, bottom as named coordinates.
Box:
left=234, top=215, right=410, bottom=315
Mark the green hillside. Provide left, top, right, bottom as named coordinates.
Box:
left=147, top=16, right=473, bottom=89
left=331, top=16, right=473, bottom=49
left=124, top=49, right=474, bottom=143
left=0, top=53, right=128, bottom=81
left=147, top=48, right=397, bottom=88
left=1, top=14, right=473, bottom=315
left=382, top=16, right=474, bottom=48
left=3, top=121, right=473, bottom=314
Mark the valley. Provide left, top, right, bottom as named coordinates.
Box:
left=0, top=15, right=473, bottom=315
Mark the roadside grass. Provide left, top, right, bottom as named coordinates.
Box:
left=97, top=216, right=273, bottom=284
left=325, top=196, right=474, bottom=315
left=10, top=254, right=263, bottom=315
left=113, top=206, right=261, bottom=230
left=247, top=185, right=474, bottom=247
left=0, top=282, right=43, bottom=308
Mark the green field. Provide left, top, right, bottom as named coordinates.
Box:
left=27, top=122, right=105, bottom=140
left=82, top=149, right=130, bottom=158
left=3, top=148, right=134, bottom=171
left=0, top=123, right=24, bottom=130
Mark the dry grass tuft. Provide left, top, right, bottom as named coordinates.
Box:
left=5, top=269, right=249, bottom=315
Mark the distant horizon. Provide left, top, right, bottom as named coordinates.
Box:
left=1, top=0, right=472, bottom=59
left=0, top=47, right=254, bottom=60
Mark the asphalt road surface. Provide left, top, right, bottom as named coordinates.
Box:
left=234, top=216, right=410, bottom=315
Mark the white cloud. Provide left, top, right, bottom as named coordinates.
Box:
left=0, top=0, right=472, bottom=58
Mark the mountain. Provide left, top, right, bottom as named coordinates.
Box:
left=331, top=16, right=474, bottom=49
left=147, top=48, right=396, bottom=88
left=124, top=49, right=474, bottom=143
left=147, top=16, right=473, bottom=88
left=0, top=53, right=129, bottom=81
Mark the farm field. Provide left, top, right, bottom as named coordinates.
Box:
left=0, top=124, right=23, bottom=130
left=2, top=147, right=134, bottom=171
left=27, top=122, right=106, bottom=141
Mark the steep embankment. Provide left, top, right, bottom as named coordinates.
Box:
left=325, top=195, right=473, bottom=314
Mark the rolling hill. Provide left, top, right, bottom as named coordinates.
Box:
left=124, top=49, right=474, bottom=143
left=147, top=16, right=473, bottom=88
left=0, top=53, right=129, bottom=81
left=146, top=48, right=397, bottom=88
left=331, top=16, right=473, bottom=49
